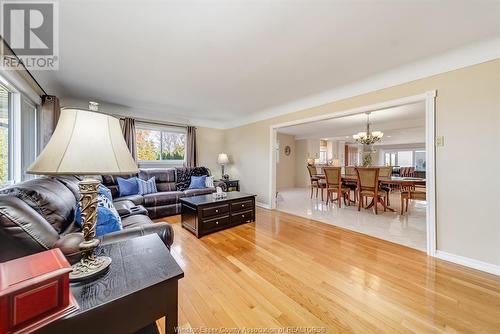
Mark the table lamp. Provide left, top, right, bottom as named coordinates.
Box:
left=217, top=153, right=229, bottom=180
left=27, top=108, right=139, bottom=281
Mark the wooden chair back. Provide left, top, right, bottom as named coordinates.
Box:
left=345, top=166, right=356, bottom=176
left=307, top=165, right=318, bottom=178
left=323, top=167, right=342, bottom=188
left=378, top=166, right=392, bottom=177
left=356, top=167, right=380, bottom=193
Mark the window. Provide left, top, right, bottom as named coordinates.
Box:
left=136, top=124, right=186, bottom=164
left=0, top=84, right=10, bottom=185
left=383, top=149, right=426, bottom=170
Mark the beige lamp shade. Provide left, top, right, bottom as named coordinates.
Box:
left=217, top=153, right=229, bottom=165
left=27, top=108, right=139, bottom=175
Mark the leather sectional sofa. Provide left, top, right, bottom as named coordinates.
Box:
left=101, top=167, right=222, bottom=219
left=0, top=166, right=219, bottom=263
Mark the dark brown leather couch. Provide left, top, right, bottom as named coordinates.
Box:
left=0, top=176, right=173, bottom=263
left=101, top=167, right=223, bottom=219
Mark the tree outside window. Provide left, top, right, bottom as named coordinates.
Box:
left=136, top=127, right=185, bottom=161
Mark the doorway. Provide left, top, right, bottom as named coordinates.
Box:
left=269, top=92, right=436, bottom=255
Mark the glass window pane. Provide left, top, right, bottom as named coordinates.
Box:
left=0, top=86, right=9, bottom=185
left=415, top=151, right=426, bottom=171
left=161, top=132, right=185, bottom=160
left=136, top=129, right=161, bottom=160
left=397, top=151, right=413, bottom=167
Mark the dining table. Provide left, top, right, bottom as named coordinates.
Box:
left=315, top=173, right=426, bottom=212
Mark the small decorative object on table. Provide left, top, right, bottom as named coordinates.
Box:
left=0, top=249, right=78, bottom=334
left=212, top=186, right=227, bottom=200
left=27, top=108, right=139, bottom=282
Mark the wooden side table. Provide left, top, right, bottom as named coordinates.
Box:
left=37, top=234, right=184, bottom=334
left=220, top=179, right=240, bottom=192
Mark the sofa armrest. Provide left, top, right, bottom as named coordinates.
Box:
left=54, top=222, right=174, bottom=264
left=99, top=222, right=174, bottom=249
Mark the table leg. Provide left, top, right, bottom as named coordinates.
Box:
left=165, top=283, right=179, bottom=334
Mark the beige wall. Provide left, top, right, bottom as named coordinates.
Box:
left=276, top=133, right=296, bottom=190
left=225, top=59, right=500, bottom=266
left=294, top=139, right=311, bottom=187
left=196, top=127, right=226, bottom=176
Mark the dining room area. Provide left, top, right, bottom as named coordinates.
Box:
left=274, top=101, right=429, bottom=251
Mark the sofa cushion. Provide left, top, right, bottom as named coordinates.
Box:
left=0, top=177, right=77, bottom=233
left=143, top=191, right=185, bottom=207
left=112, top=194, right=144, bottom=206
left=0, top=195, right=59, bottom=259
left=139, top=168, right=176, bottom=192
left=183, top=188, right=215, bottom=197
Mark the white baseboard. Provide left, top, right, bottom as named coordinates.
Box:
left=256, top=201, right=272, bottom=210
left=435, top=251, right=500, bottom=276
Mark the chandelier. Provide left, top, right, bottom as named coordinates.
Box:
left=352, top=112, right=383, bottom=145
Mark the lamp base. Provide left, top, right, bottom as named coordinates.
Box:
left=69, top=254, right=112, bottom=282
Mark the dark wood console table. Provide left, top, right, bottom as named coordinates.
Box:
left=180, top=192, right=256, bottom=238
left=37, top=234, right=184, bottom=334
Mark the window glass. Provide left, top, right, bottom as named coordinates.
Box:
left=136, top=126, right=186, bottom=162
left=161, top=131, right=185, bottom=160
left=136, top=128, right=161, bottom=160
left=0, top=85, right=10, bottom=185
left=415, top=151, right=426, bottom=171
left=397, top=151, right=413, bottom=167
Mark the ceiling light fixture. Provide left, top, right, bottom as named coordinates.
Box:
left=352, top=112, right=383, bottom=145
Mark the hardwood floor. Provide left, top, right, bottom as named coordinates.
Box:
left=156, top=208, right=500, bottom=333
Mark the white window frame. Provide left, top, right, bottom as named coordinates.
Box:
left=383, top=148, right=425, bottom=169
left=135, top=122, right=187, bottom=167
left=0, top=75, right=40, bottom=186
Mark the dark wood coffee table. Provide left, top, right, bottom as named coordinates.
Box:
left=180, top=192, right=256, bottom=238
left=37, top=234, right=184, bottom=334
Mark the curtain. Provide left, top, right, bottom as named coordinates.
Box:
left=121, top=117, right=137, bottom=161
left=40, top=95, right=60, bottom=150
left=185, top=126, right=197, bottom=167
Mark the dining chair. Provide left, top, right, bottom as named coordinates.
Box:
left=323, top=167, right=350, bottom=207
left=378, top=166, right=393, bottom=206
left=355, top=167, right=388, bottom=215
left=307, top=165, right=326, bottom=201
left=400, top=186, right=426, bottom=215
left=343, top=166, right=358, bottom=203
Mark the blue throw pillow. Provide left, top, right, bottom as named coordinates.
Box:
left=75, top=185, right=122, bottom=237
left=138, top=176, right=157, bottom=195
left=188, top=175, right=207, bottom=189
left=117, top=177, right=139, bottom=197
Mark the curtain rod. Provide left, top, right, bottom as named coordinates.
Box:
left=0, top=36, right=48, bottom=96
left=117, top=115, right=194, bottom=129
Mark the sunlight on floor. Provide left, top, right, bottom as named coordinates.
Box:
left=276, top=187, right=427, bottom=251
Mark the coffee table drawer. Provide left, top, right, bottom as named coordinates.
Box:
left=230, top=199, right=253, bottom=212
left=201, top=204, right=229, bottom=218
left=202, top=215, right=230, bottom=231
left=231, top=209, right=253, bottom=224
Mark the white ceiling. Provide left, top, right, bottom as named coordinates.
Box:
left=278, top=102, right=425, bottom=145
left=32, top=0, right=500, bottom=127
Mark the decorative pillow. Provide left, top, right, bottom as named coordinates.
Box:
left=117, top=177, right=139, bottom=197
left=75, top=185, right=122, bottom=237
left=205, top=176, right=214, bottom=188
left=188, top=175, right=207, bottom=189
left=176, top=167, right=211, bottom=191
left=137, top=177, right=158, bottom=195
